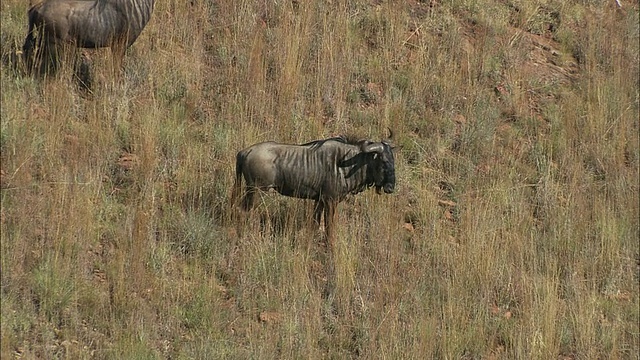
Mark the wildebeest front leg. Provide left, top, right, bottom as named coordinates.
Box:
left=323, top=201, right=337, bottom=247
left=313, top=200, right=324, bottom=227
left=109, top=39, right=127, bottom=77
left=321, top=200, right=338, bottom=299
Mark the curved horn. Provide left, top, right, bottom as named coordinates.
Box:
left=362, top=142, right=385, bottom=154
left=387, top=128, right=394, bottom=141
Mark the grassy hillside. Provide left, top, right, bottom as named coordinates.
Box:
left=1, top=0, right=638, bottom=358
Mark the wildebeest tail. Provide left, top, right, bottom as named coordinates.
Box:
left=25, top=2, right=46, bottom=40
left=231, top=149, right=247, bottom=209
left=23, top=2, right=46, bottom=73
left=23, top=5, right=38, bottom=57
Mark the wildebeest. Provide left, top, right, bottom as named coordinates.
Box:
left=22, top=0, right=155, bottom=75
left=232, top=133, right=397, bottom=243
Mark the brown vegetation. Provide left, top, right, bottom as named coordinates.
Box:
left=1, top=0, right=638, bottom=358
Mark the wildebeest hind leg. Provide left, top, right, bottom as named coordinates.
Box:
left=22, top=31, right=51, bottom=75
left=240, top=188, right=256, bottom=211
left=235, top=187, right=257, bottom=238
left=22, top=31, right=36, bottom=74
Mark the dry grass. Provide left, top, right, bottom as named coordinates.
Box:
left=1, top=0, right=638, bottom=358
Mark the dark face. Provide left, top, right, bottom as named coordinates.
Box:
left=373, top=142, right=396, bottom=194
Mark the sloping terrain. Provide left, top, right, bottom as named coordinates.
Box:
left=1, top=0, right=638, bottom=358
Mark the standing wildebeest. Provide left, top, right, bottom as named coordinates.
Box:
left=232, top=134, right=397, bottom=243
left=22, top=0, right=155, bottom=75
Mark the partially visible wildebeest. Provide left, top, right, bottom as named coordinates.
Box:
left=232, top=133, right=397, bottom=243
left=22, top=0, right=155, bottom=75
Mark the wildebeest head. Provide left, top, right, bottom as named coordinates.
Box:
left=361, top=140, right=396, bottom=194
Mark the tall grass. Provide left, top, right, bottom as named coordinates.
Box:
left=1, top=0, right=638, bottom=358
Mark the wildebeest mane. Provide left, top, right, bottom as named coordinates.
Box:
left=302, top=134, right=364, bottom=150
